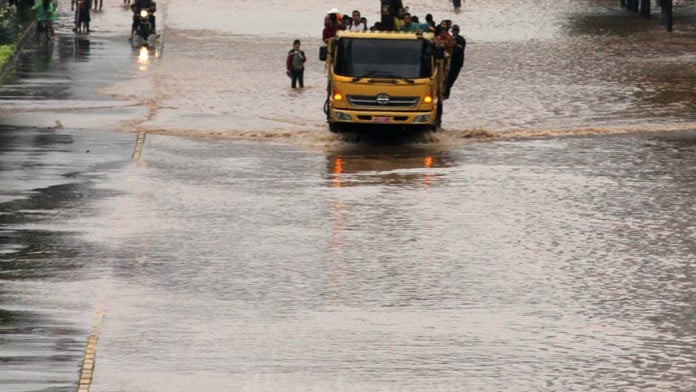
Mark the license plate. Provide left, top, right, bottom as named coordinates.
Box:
left=374, top=116, right=391, bottom=124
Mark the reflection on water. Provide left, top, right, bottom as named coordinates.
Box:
left=1, top=126, right=695, bottom=390
left=72, top=37, right=91, bottom=60
left=325, top=145, right=453, bottom=188
left=133, top=39, right=162, bottom=72
left=69, top=131, right=693, bottom=391
left=0, top=36, right=136, bottom=103
left=0, top=126, right=136, bottom=391
left=137, top=46, right=150, bottom=70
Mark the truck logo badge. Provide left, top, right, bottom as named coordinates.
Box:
left=376, top=94, right=390, bottom=105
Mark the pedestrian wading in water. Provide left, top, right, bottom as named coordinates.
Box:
left=286, top=39, right=306, bottom=88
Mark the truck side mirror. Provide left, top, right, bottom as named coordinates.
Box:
left=319, top=45, right=328, bottom=62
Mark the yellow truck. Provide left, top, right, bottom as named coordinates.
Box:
left=320, top=30, right=446, bottom=133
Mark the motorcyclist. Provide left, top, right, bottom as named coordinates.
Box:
left=130, top=0, right=157, bottom=39
left=32, top=0, right=57, bottom=38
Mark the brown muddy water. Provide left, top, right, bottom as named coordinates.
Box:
left=0, top=0, right=694, bottom=391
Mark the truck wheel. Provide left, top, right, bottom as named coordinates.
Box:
left=328, top=122, right=344, bottom=133
left=424, top=123, right=438, bottom=133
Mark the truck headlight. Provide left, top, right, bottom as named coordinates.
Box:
left=335, top=112, right=352, bottom=120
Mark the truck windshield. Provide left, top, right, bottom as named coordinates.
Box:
left=334, top=38, right=432, bottom=79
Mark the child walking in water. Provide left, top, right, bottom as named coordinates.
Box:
left=286, top=39, right=306, bottom=88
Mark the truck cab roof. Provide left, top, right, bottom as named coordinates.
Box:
left=335, top=30, right=435, bottom=41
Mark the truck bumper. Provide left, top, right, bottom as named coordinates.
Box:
left=329, top=108, right=438, bottom=126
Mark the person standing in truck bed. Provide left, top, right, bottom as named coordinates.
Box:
left=380, top=0, right=403, bottom=31
left=399, top=12, right=420, bottom=32
left=348, top=10, right=367, bottom=32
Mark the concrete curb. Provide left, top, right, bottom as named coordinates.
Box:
left=0, top=21, right=36, bottom=81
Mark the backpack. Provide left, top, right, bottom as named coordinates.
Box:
left=291, top=51, right=304, bottom=71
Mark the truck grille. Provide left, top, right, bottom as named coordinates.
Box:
left=346, top=95, right=419, bottom=108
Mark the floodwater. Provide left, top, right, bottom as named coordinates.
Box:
left=1, top=0, right=695, bottom=391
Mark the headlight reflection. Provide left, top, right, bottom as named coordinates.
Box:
left=137, top=46, right=150, bottom=70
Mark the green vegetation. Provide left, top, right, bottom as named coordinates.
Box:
left=0, top=0, right=34, bottom=76
left=0, top=3, right=19, bottom=70
left=1, top=4, right=19, bottom=44
left=0, top=1, right=31, bottom=74
left=0, top=43, right=15, bottom=65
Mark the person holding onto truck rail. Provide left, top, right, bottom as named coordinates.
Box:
left=322, top=12, right=343, bottom=43
left=286, top=39, right=306, bottom=89
left=424, top=13, right=436, bottom=32
left=434, top=25, right=454, bottom=55
left=444, top=24, right=466, bottom=99
left=439, top=19, right=453, bottom=34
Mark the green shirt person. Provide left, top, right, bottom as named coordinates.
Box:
left=32, top=0, right=57, bottom=22
left=399, top=13, right=421, bottom=32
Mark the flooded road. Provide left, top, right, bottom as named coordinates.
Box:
left=1, top=0, right=695, bottom=391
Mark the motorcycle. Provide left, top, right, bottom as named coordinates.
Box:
left=132, top=7, right=154, bottom=41
left=35, top=20, right=52, bottom=43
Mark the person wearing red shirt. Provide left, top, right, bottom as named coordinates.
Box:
left=322, top=12, right=343, bottom=43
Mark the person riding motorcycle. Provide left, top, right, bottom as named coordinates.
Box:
left=32, top=0, right=57, bottom=38
left=130, top=0, right=156, bottom=39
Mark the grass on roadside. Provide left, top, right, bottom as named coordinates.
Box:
left=0, top=43, right=16, bottom=69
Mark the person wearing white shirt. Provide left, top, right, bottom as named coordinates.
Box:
left=348, top=10, right=367, bottom=31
